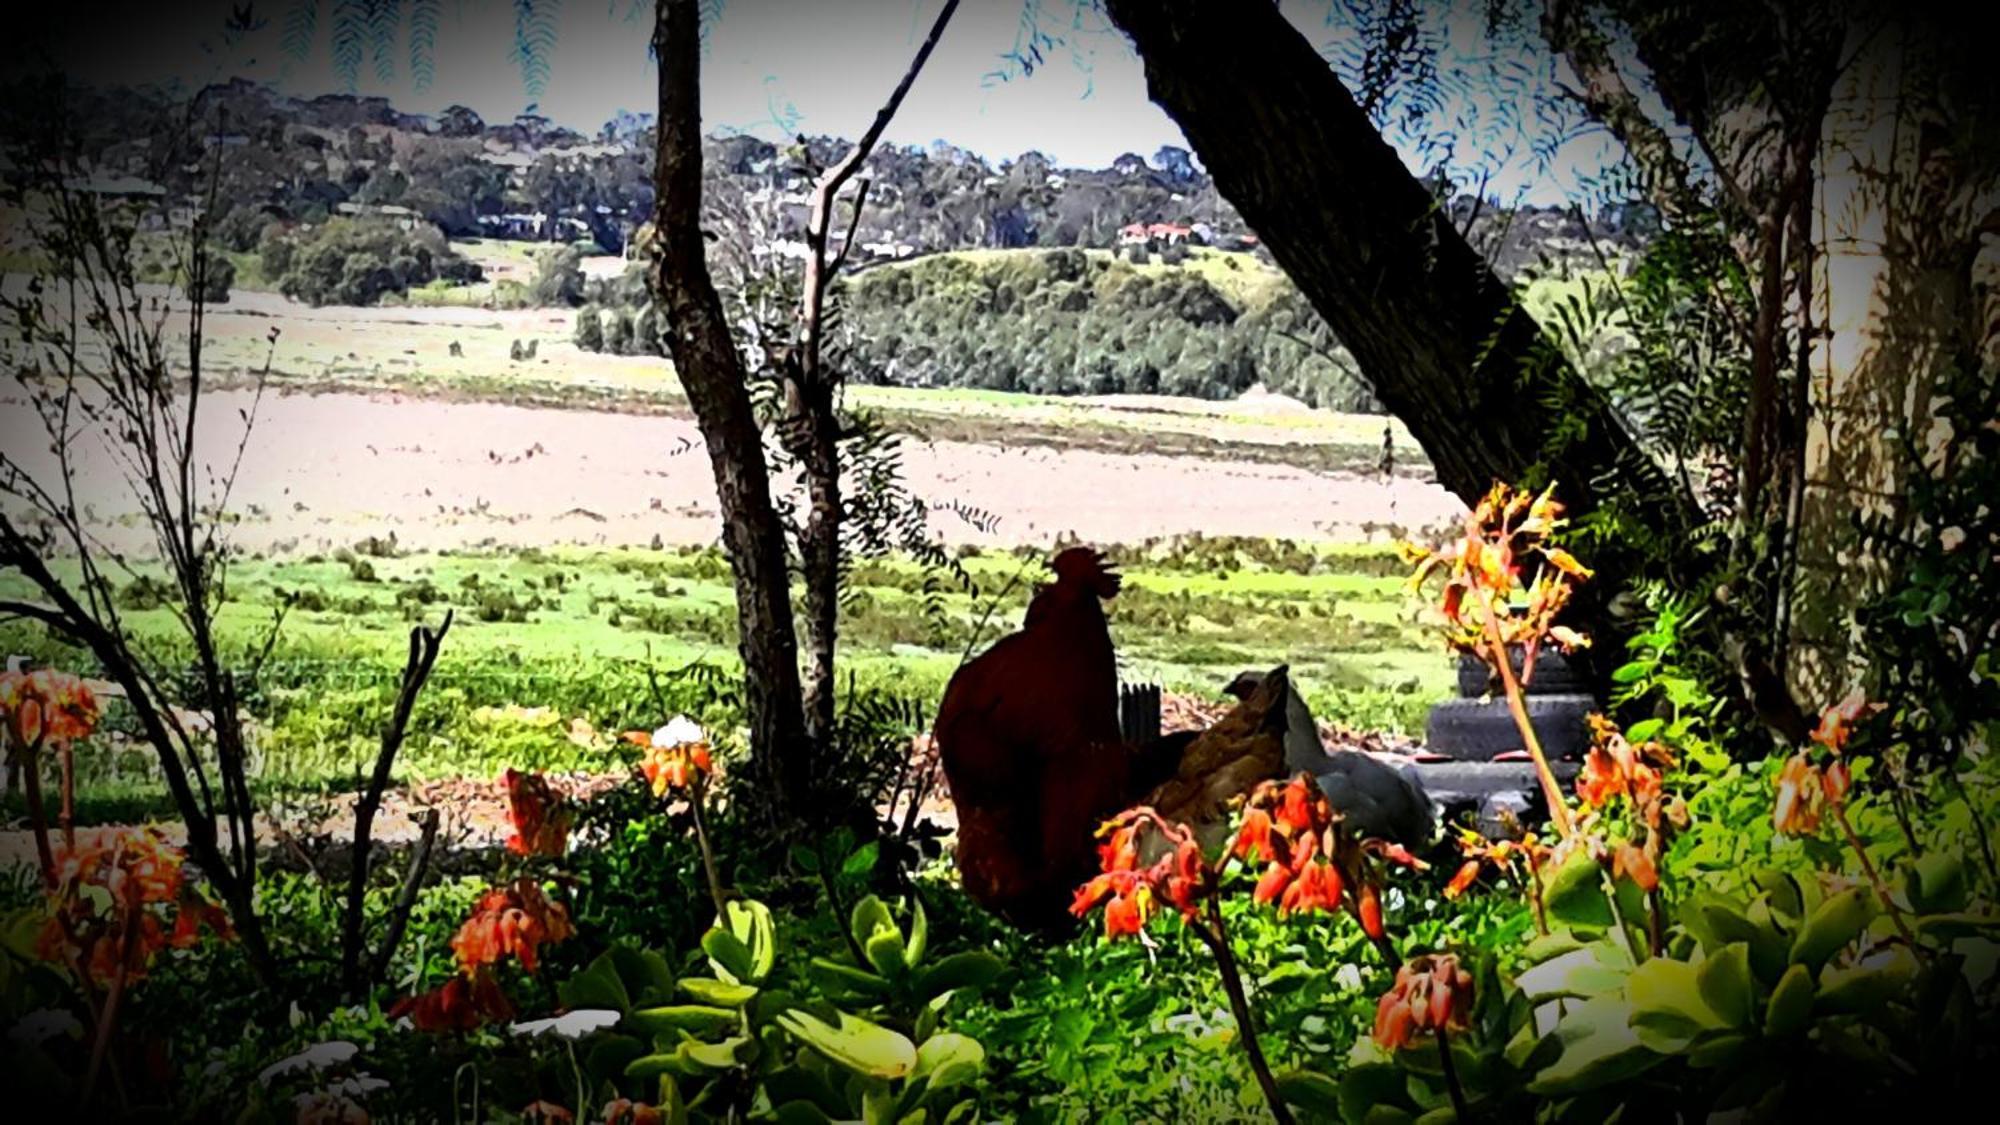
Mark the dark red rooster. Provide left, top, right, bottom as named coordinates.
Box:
left=934, top=547, right=1129, bottom=935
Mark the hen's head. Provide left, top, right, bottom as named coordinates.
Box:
left=1051, top=546, right=1121, bottom=600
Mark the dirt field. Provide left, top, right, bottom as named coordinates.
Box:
left=3, top=384, right=1462, bottom=557
left=1, top=273, right=1464, bottom=556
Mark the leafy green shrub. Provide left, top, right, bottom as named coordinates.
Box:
left=604, top=307, right=634, bottom=356
left=530, top=242, right=587, bottom=307
left=262, top=218, right=482, bottom=306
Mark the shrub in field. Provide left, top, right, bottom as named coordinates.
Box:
left=574, top=302, right=606, bottom=351
left=262, top=218, right=482, bottom=306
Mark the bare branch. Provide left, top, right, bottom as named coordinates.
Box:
left=342, top=611, right=453, bottom=998
left=1542, top=0, right=1708, bottom=224
left=368, top=807, right=442, bottom=987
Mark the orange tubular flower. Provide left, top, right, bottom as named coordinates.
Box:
left=1444, top=859, right=1485, bottom=900
left=601, top=1100, right=665, bottom=1125
left=1773, top=752, right=1825, bottom=836
left=521, top=1101, right=576, bottom=1123
left=630, top=721, right=715, bottom=796
left=1254, top=861, right=1293, bottom=905
left=391, top=967, right=516, bottom=1032
left=1373, top=953, right=1474, bottom=1051
left=35, top=827, right=228, bottom=988
left=502, top=769, right=574, bottom=858
left=1357, top=883, right=1385, bottom=940
left=1810, top=691, right=1878, bottom=753
left=1232, top=807, right=1276, bottom=865
left=1278, top=861, right=1344, bottom=917
left=1575, top=715, right=1675, bottom=813
left=1612, top=842, right=1659, bottom=893
left=1401, top=482, right=1594, bottom=662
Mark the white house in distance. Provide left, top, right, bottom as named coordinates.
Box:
left=335, top=201, right=423, bottom=231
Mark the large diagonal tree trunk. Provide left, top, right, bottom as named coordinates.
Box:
left=1104, top=0, right=1698, bottom=685
left=650, top=0, right=811, bottom=814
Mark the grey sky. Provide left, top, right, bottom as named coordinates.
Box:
left=31, top=1, right=1627, bottom=206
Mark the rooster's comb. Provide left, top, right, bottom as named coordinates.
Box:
left=1051, top=546, right=1121, bottom=599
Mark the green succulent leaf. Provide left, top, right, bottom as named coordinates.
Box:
left=808, top=957, right=894, bottom=1000
left=763, top=1064, right=850, bottom=1120
left=679, top=977, right=759, bottom=1008
left=777, top=1008, right=918, bottom=1081
left=906, top=899, right=929, bottom=969
left=624, top=1033, right=753, bottom=1078
left=1626, top=955, right=1728, bottom=1054
left=912, top=1032, right=985, bottom=1091
left=915, top=951, right=1005, bottom=998
left=1545, top=848, right=1615, bottom=928
left=1274, top=1068, right=1344, bottom=1117
left=1526, top=996, right=1662, bottom=1096
left=711, top=899, right=777, bottom=984
left=1816, top=944, right=1918, bottom=1015
left=1762, top=963, right=1815, bottom=1038
left=1695, top=943, right=1756, bottom=1028
left=628, top=1004, right=741, bottom=1038
left=1788, top=887, right=1875, bottom=974
left=1905, top=852, right=1969, bottom=915
left=865, top=928, right=911, bottom=980
left=1515, top=941, right=1631, bottom=1002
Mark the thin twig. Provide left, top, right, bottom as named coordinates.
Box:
left=1196, top=895, right=1295, bottom=1125
left=1435, top=1026, right=1471, bottom=1120
left=369, top=808, right=442, bottom=986
left=342, top=612, right=453, bottom=998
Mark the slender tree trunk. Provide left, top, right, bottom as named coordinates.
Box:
left=1104, top=0, right=1697, bottom=683
left=650, top=0, right=812, bottom=815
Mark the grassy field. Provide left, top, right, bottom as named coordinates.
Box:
left=1, top=537, right=1451, bottom=819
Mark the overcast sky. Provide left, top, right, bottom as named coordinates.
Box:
left=27, top=0, right=1628, bottom=206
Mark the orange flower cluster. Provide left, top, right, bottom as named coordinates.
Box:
left=1233, top=776, right=1420, bottom=928
left=398, top=877, right=573, bottom=1034
left=1575, top=716, right=1674, bottom=811
left=35, top=828, right=231, bottom=988
left=1400, top=482, right=1592, bottom=671
left=1070, top=811, right=1208, bottom=939
left=1773, top=693, right=1874, bottom=837
left=1773, top=751, right=1851, bottom=836
left=501, top=769, right=574, bottom=858
left=1373, top=953, right=1474, bottom=1051
left=1443, top=828, right=1548, bottom=900
left=388, top=969, right=515, bottom=1032
left=451, top=878, right=574, bottom=975
left=1572, top=716, right=1685, bottom=893
left=520, top=1100, right=576, bottom=1123
left=0, top=668, right=100, bottom=750
left=626, top=720, right=714, bottom=797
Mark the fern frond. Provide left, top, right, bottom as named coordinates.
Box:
left=511, top=0, right=564, bottom=101
left=408, top=0, right=441, bottom=91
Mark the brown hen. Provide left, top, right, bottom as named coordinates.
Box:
left=1137, top=664, right=1292, bottom=832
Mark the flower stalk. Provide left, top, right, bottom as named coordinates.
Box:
left=1194, top=894, right=1294, bottom=1125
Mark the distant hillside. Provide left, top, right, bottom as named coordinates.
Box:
left=6, top=76, right=1653, bottom=411
left=9, top=76, right=1656, bottom=277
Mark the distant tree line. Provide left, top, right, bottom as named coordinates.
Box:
left=573, top=247, right=1383, bottom=411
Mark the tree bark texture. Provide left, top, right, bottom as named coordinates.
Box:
left=650, top=0, right=812, bottom=813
